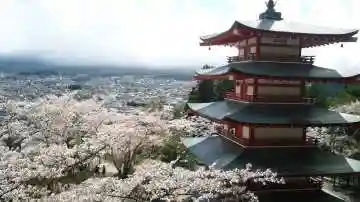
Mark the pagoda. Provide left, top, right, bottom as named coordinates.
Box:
left=183, top=1, right=360, bottom=201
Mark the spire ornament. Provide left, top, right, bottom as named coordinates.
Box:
left=259, top=0, right=283, bottom=20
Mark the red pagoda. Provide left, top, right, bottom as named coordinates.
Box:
left=183, top=1, right=360, bottom=201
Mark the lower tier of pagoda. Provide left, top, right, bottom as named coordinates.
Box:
left=194, top=61, right=360, bottom=84
left=182, top=135, right=360, bottom=176
left=187, top=100, right=360, bottom=127
left=255, top=189, right=345, bottom=202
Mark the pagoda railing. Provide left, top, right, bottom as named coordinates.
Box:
left=225, top=92, right=316, bottom=104
left=227, top=53, right=315, bottom=64
left=220, top=130, right=316, bottom=148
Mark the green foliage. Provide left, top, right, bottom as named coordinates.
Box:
left=306, top=84, right=360, bottom=108
left=214, top=80, right=235, bottom=100
left=158, top=135, right=199, bottom=170
left=136, top=134, right=198, bottom=170
left=172, top=103, right=185, bottom=119
left=188, top=80, right=234, bottom=103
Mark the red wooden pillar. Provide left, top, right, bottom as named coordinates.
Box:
left=254, top=78, right=258, bottom=101
left=242, top=82, right=246, bottom=100
left=236, top=124, right=243, bottom=138
left=302, top=127, right=307, bottom=142
left=300, top=80, right=306, bottom=97
left=250, top=125, right=255, bottom=144
left=256, top=36, right=261, bottom=60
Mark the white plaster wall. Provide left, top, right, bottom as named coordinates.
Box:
left=254, top=128, right=303, bottom=140
left=247, top=86, right=254, bottom=95
left=239, top=40, right=247, bottom=47
left=239, top=48, right=245, bottom=56
left=242, top=126, right=250, bottom=139
left=257, top=86, right=301, bottom=96
left=250, top=46, right=257, bottom=53
left=235, top=82, right=241, bottom=95
left=248, top=37, right=257, bottom=45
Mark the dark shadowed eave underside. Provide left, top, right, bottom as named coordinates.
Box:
left=256, top=190, right=345, bottom=202
left=200, top=20, right=358, bottom=45
left=182, top=136, right=360, bottom=176
left=195, top=61, right=360, bottom=80
left=187, top=101, right=360, bottom=126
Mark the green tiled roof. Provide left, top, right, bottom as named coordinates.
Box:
left=200, top=20, right=358, bottom=41
left=195, top=61, right=359, bottom=79
left=187, top=101, right=360, bottom=126
left=182, top=136, right=360, bottom=176
left=256, top=190, right=345, bottom=202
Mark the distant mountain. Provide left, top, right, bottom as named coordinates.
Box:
left=0, top=56, right=195, bottom=81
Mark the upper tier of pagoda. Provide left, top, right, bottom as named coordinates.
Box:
left=200, top=1, right=358, bottom=48
left=194, top=61, right=360, bottom=83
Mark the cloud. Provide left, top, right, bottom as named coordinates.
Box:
left=0, top=0, right=359, bottom=70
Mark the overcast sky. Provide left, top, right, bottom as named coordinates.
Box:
left=0, top=0, right=360, bottom=70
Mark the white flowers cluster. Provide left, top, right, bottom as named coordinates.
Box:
left=167, top=116, right=219, bottom=137
left=307, top=100, right=360, bottom=156
left=0, top=94, right=280, bottom=202
left=42, top=160, right=283, bottom=202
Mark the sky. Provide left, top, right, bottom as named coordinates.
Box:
left=0, top=0, right=360, bottom=71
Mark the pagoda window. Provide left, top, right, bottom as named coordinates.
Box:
left=260, top=37, right=300, bottom=46
left=257, top=86, right=301, bottom=96
left=260, top=46, right=300, bottom=59
left=258, top=79, right=301, bottom=85
left=260, top=46, right=300, bottom=57
left=253, top=128, right=303, bottom=141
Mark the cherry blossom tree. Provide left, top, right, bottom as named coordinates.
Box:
left=41, top=160, right=283, bottom=202
left=0, top=94, right=282, bottom=201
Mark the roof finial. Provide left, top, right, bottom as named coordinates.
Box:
left=266, top=0, right=276, bottom=11
left=259, top=0, right=282, bottom=21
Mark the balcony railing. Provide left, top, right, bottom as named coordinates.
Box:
left=220, top=130, right=316, bottom=148
left=225, top=92, right=316, bottom=104
left=227, top=53, right=315, bottom=64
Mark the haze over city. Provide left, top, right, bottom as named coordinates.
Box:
left=0, top=0, right=360, bottom=71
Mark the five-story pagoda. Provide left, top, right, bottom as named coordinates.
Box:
left=183, top=1, right=360, bottom=201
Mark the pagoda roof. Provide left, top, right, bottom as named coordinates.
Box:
left=195, top=61, right=360, bottom=81
left=256, top=190, right=345, bottom=202
left=187, top=101, right=360, bottom=126
left=200, top=20, right=358, bottom=46
left=182, top=135, right=360, bottom=176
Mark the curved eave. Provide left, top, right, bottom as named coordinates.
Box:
left=182, top=136, right=360, bottom=176
left=194, top=62, right=360, bottom=83
left=187, top=101, right=360, bottom=127
left=194, top=66, right=232, bottom=80
left=228, top=61, right=360, bottom=83
left=232, top=20, right=359, bottom=37
left=199, top=20, right=359, bottom=46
